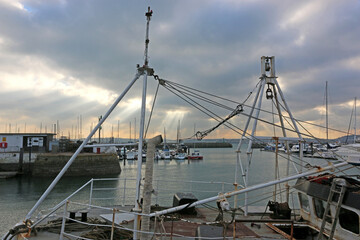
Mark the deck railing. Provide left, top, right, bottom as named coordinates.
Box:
left=32, top=177, right=238, bottom=230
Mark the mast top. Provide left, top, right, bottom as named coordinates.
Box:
left=145, top=6, right=153, bottom=18
left=143, top=7, right=153, bottom=67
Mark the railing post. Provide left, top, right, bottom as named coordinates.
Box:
left=59, top=201, right=68, bottom=240
left=123, top=178, right=127, bottom=206
left=89, top=179, right=94, bottom=209
left=110, top=208, right=116, bottom=240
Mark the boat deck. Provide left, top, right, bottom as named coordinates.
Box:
left=18, top=205, right=294, bottom=239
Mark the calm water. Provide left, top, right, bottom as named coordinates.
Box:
left=0, top=145, right=356, bottom=236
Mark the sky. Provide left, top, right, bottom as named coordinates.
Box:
left=0, top=0, right=359, bottom=141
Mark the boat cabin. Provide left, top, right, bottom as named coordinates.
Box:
left=294, top=175, right=360, bottom=239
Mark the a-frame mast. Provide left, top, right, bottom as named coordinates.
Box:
left=235, top=56, right=304, bottom=215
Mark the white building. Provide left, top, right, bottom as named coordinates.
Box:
left=0, top=133, right=55, bottom=153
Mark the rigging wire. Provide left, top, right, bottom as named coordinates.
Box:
left=159, top=78, right=319, bottom=168
left=161, top=80, right=315, bottom=169
left=165, top=77, right=350, bottom=136
left=144, top=82, right=160, bottom=139
left=155, top=76, right=356, bottom=173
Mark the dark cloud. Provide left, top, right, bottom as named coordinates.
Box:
left=0, top=0, right=359, bottom=139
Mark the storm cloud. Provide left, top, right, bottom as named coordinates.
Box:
left=0, top=0, right=359, bottom=140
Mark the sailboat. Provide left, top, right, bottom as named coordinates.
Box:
left=2, top=7, right=360, bottom=240
left=160, top=127, right=171, bottom=160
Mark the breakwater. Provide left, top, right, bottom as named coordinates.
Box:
left=32, top=153, right=121, bottom=177
left=160, top=142, right=233, bottom=149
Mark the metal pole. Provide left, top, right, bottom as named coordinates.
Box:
left=244, top=79, right=266, bottom=215
left=273, top=80, right=303, bottom=141
left=148, top=161, right=348, bottom=217
left=299, top=141, right=303, bottom=173
left=59, top=201, right=68, bottom=240
left=110, top=209, right=116, bottom=240
left=89, top=179, right=93, bottom=208
left=234, top=77, right=263, bottom=210
left=326, top=81, right=328, bottom=142
left=25, top=72, right=142, bottom=220
left=273, top=137, right=279, bottom=201
left=235, top=80, right=263, bottom=183
left=134, top=7, right=152, bottom=240
left=273, top=85, right=294, bottom=202
left=355, top=97, right=357, bottom=144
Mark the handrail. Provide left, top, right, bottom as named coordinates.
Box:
left=30, top=177, right=241, bottom=230
left=31, top=179, right=93, bottom=228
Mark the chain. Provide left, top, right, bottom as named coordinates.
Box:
left=195, top=104, right=243, bottom=140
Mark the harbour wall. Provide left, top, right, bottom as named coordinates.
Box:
left=32, top=153, right=121, bottom=177
left=163, top=142, right=233, bottom=148
left=0, top=153, right=121, bottom=176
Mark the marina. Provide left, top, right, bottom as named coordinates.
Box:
left=1, top=2, right=360, bottom=240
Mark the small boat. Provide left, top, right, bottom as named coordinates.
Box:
left=290, top=144, right=307, bottom=153
left=160, top=149, right=171, bottom=160
left=188, top=150, right=203, bottom=160
left=174, top=152, right=187, bottom=160
left=126, top=149, right=137, bottom=160
left=334, top=143, right=360, bottom=165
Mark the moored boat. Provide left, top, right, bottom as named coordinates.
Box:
left=187, top=149, right=203, bottom=160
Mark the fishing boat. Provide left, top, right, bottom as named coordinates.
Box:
left=187, top=149, right=203, bottom=160
left=3, top=7, right=360, bottom=240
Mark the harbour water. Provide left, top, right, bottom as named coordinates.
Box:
left=0, top=144, right=354, bottom=236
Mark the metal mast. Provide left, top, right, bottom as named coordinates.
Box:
left=326, top=81, right=329, bottom=142
left=355, top=97, right=357, bottom=143
left=235, top=56, right=304, bottom=215
left=133, top=7, right=153, bottom=240
left=25, top=8, right=155, bottom=230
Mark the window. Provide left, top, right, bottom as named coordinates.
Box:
left=313, top=198, right=331, bottom=223
left=298, top=193, right=310, bottom=213
left=339, top=208, right=359, bottom=234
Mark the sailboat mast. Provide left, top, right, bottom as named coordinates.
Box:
left=326, top=81, right=329, bottom=142
left=355, top=97, right=357, bottom=143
